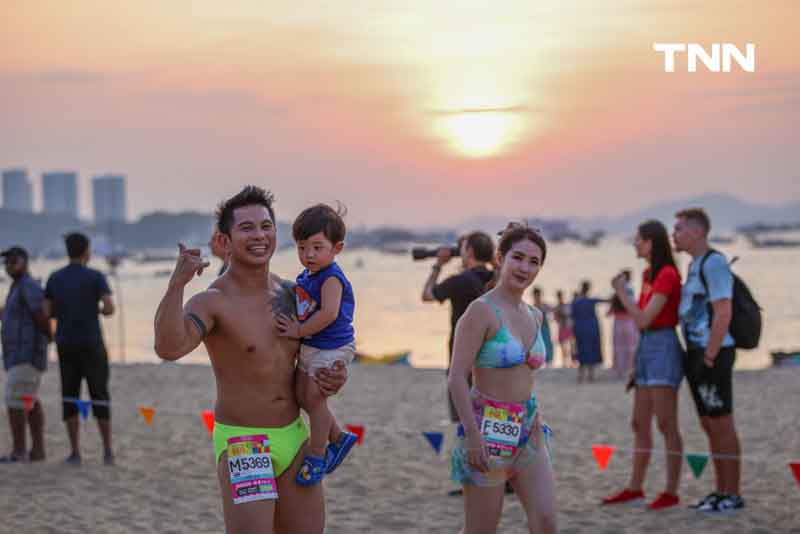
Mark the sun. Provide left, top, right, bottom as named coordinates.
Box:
left=435, top=109, right=525, bottom=158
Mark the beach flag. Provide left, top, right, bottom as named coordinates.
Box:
left=76, top=399, right=91, bottom=420
left=686, top=454, right=709, bottom=479
left=346, top=424, right=365, bottom=446
left=790, top=462, right=800, bottom=488
left=591, top=445, right=615, bottom=471
left=138, top=405, right=155, bottom=427
left=201, top=410, right=214, bottom=435
left=20, top=394, right=34, bottom=412
left=423, top=432, right=444, bottom=455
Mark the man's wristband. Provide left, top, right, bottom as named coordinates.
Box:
left=431, top=265, right=441, bottom=273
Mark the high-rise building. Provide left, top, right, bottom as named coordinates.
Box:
left=42, top=172, right=79, bottom=217
left=1, top=169, right=33, bottom=212
left=92, top=174, right=127, bottom=222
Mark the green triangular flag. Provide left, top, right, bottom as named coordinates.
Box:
left=686, top=454, right=709, bottom=479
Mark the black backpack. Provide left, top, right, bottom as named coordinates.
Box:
left=699, top=250, right=762, bottom=350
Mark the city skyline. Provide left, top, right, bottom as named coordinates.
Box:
left=1, top=168, right=128, bottom=222
left=1, top=2, right=797, bottom=227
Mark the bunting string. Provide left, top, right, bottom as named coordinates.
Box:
left=8, top=393, right=800, bottom=487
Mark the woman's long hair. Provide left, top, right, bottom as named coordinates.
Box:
left=638, top=220, right=677, bottom=282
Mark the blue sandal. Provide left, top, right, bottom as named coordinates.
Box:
left=325, top=431, right=357, bottom=474
left=296, top=455, right=326, bottom=486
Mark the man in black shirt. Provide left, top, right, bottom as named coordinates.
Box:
left=45, top=233, right=116, bottom=465
left=421, top=231, right=494, bottom=421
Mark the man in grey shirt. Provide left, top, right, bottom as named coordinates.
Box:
left=0, top=246, right=51, bottom=463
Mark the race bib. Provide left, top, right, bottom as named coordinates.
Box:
left=480, top=404, right=523, bottom=458
left=227, top=435, right=278, bottom=504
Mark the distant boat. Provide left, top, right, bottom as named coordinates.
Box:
left=354, top=350, right=412, bottom=366
left=771, top=350, right=800, bottom=368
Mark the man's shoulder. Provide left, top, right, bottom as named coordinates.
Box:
left=701, top=251, right=731, bottom=278
left=21, top=274, right=44, bottom=289
left=448, top=268, right=479, bottom=284
left=86, top=265, right=107, bottom=278
left=268, top=273, right=297, bottom=315
left=706, top=250, right=730, bottom=268
left=269, top=272, right=296, bottom=290
left=47, top=265, right=68, bottom=283
left=185, top=286, right=226, bottom=317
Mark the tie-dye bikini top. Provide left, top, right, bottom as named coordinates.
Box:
left=475, top=296, right=545, bottom=370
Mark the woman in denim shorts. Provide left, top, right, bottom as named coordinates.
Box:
left=602, top=220, right=686, bottom=510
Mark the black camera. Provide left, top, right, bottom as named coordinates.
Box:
left=411, top=246, right=460, bottom=261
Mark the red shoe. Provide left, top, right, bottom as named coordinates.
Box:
left=648, top=492, right=680, bottom=510
left=602, top=489, right=645, bottom=505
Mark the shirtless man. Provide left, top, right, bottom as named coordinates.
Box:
left=154, top=186, right=346, bottom=534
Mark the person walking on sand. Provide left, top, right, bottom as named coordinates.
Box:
left=45, top=233, right=116, bottom=465
left=449, top=224, right=556, bottom=534
left=154, top=186, right=347, bottom=534
left=602, top=220, right=685, bottom=510
left=0, top=246, right=51, bottom=463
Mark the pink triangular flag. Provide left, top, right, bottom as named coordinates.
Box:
left=592, top=445, right=615, bottom=471
left=201, top=410, right=214, bottom=435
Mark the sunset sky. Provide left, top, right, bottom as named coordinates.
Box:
left=1, top=1, right=797, bottom=226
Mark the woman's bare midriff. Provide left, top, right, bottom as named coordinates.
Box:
left=473, top=366, right=534, bottom=404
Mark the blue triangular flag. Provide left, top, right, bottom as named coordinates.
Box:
left=76, top=399, right=91, bottom=420
left=423, top=432, right=444, bottom=455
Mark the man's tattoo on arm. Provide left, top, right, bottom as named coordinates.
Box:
left=271, top=279, right=297, bottom=317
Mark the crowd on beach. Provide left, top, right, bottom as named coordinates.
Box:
left=2, top=185, right=756, bottom=533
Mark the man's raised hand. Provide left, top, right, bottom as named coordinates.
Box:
left=170, top=243, right=210, bottom=287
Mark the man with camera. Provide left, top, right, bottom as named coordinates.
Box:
left=420, top=232, right=495, bottom=421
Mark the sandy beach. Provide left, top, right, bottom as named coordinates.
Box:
left=2, top=361, right=798, bottom=533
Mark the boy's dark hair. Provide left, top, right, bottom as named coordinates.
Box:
left=292, top=203, right=347, bottom=243
left=215, top=186, right=276, bottom=235
left=675, top=207, right=711, bottom=235
left=64, top=232, right=90, bottom=259
left=459, top=231, right=494, bottom=263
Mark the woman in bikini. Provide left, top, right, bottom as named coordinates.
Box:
left=449, top=224, right=556, bottom=534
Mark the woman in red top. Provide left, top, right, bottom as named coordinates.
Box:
left=602, top=220, right=685, bottom=510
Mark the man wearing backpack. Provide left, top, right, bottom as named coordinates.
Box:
left=673, top=208, right=744, bottom=512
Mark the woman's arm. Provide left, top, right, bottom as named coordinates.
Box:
left=612, top=275, right=667, bottom=330
left=447, top=301, right=491, bottom=472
